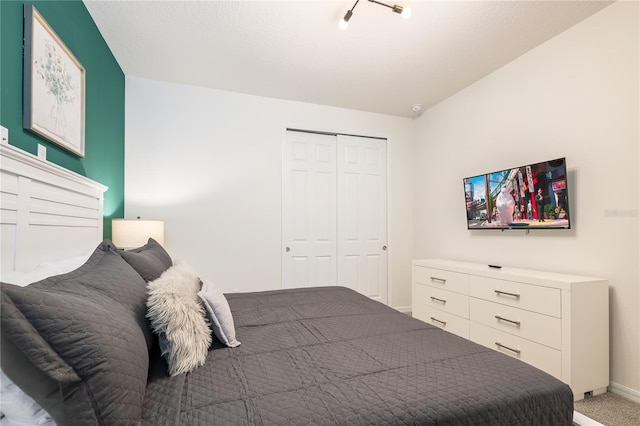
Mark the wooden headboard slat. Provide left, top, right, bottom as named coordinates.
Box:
left=0, top=143, right=108, bottom=274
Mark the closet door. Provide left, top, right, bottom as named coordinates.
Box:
left=282, top=131, right=337, bottom=288
left=337, top=135, right=388, bottom=304
left=282, top=130, right=388, bottom=304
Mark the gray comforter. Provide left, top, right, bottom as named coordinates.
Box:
left=141, top=286, right=573, bottom=425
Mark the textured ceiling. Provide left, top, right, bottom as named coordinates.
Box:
left=83, top=0, right=613, bottom=117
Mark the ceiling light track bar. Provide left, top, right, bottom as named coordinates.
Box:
left=368, top=0, right=393, bottom=11
left=339, top=0, right=411, bottom=29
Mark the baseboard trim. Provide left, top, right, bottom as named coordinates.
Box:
left=609, top=381, right=640, bottom=403
left=394, top=305, right=412, bottom=315
left=573, top=410, right=604, bottom=426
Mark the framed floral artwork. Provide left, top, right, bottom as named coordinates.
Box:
left=23, top=5, right=85, bottom=157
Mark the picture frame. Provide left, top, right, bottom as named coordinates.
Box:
left=23, top=4, right=85, bottom=157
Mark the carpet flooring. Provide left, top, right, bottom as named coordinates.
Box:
left=574, top=392, right=639, bottom=426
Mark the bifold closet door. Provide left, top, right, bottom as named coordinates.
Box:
left=282, top=131, right=337, bottom=288
left=282, top=130, right=388, bottom=304
left=337, top=135, right=388, bottom=304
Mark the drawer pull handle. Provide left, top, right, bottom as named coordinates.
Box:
left=495, top=342, right=521, bottom=355
left=430, top=296, right=447, bottom=304
left=494, top=290, right=520, bottom=299
left=495, top=315, right=521, bottom=327
left=430, top=317, right=447, bottom=326
left=430, top=276, right=446, bottom=284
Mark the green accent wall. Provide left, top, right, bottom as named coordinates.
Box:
left=0, top=0, right=124, bottom=238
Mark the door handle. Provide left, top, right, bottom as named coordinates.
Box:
left=285, top=247, right=290, bottom=253
left=382, top=245, right=387, bottom=251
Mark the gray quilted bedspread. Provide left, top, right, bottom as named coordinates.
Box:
left=142, top=287, right=573, bottom=425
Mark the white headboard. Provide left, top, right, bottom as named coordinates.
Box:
left=0, top=143, right=108, bottom=273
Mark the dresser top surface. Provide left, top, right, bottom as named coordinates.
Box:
left=413, top=259, right=607, bottom=288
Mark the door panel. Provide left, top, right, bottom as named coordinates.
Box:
left=283, top=131, right=337, bottom=288
left=337, top=135, right=388, bottom=304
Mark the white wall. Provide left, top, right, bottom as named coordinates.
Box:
left=413, top=1, right=639, bottom=396
left=125, top=78, right=414, bottom=309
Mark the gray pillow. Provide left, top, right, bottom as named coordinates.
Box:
left=146, top=261, right=212, bottom=376
left=198, top=279, right=241, bottom=348
left=0, top=240, right=152, bottom=426
left=119, top=237, right=172, bottom=282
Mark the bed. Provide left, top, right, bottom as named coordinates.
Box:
left=144, top=285, right=574, bottom=425
left=0, top=144, right=574, bottom=425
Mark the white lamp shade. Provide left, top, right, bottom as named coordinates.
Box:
left=112, top=219, right=165, bottom=249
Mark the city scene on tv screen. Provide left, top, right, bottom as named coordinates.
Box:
left=464, top=158, right=570, bottom=229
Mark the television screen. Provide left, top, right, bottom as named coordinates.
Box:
left=463, top=158, right=570, bottom=230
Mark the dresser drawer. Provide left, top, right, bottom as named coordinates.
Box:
left=413, top=306, right=469, bottom=339
left=414, top=282, right=469, bottom=319
left=414, top=266, right=469, bottom=295
left=470, top=322, right=561, bottom=380
left=469, top=298, right=561, bottom=350
left=469, top=276, right=561, bottom=318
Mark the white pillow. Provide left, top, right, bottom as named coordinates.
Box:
left=198, top=279, right=241, bottom=348
left=0, top=252, right=91, bottom=287
left=146, top=261, right=212, bottom=376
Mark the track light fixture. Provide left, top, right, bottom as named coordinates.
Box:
left=339, top=0, right=411, bottom=30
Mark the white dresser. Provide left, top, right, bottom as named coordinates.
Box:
left=412, top=259, right=609, bottom=401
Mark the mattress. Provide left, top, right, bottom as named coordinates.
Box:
left=142, top=286, right=573, bottom=425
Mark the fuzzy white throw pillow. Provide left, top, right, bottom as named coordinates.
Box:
left=146, top=261, right=211, bottom=376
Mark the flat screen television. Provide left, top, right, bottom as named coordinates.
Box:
left=463, top=157, right=570, bottom=230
